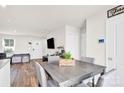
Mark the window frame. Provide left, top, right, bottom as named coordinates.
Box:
left=2, top=38, right=15, bottom=53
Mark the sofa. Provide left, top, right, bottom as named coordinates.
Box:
left=0, top=53, right=6, bottom=59
left=11, top=53, right=30, bottom=64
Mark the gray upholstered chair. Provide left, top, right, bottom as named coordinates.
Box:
left=48, top=56, right=60, bottom=64
left=95, top=69, right=116, bottom=87
left=34, top=62, right=57, bottom=87
left=95, top=76, right=104, bottom=87
left=74, top=76, right=103, bottom=87
left=80, top=56, right=95, bottom=84
left=81, top=56, right=95, bottom=64
left=75, top=69, right=116, bottom=87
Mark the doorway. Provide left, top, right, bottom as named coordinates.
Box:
left=106, top=14, right=124, bottom=86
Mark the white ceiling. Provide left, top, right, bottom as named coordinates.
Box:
left=0, top=5, right=114, bottom=37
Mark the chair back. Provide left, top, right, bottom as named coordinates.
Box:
left=34, top=62, right=47, bottom=87
left=81, top=57, right=94, bottom=64
left=48, top=56, right=60, bottom=64
left=96, top=76, right=104, bottom=87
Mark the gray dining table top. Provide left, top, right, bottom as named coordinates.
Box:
left=39, top=60, right=106, bottom=87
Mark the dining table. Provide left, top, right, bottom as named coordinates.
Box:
left=39, top=60, right=106, bottom=87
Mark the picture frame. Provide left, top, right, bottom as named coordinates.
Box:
left=107, top=5, right=124, bottom=18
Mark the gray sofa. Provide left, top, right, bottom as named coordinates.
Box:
left=11, top=53, right=30, bottom=64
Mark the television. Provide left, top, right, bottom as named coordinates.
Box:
left=47, top=38, right=55, bottom=49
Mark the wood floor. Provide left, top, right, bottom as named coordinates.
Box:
left=10, top=59, right=42, bottom=87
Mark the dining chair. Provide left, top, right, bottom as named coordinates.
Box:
left=74, top=76, right=103, bottom=87
left=48, top=56, right=60, bottom=64
left=75, top=69, right=116, bottom=87
left=34, top=62, right=58, bottom=87
left=95, top=69, right=116, bottom=87
left=81, top=56, right=95, bottom=64
left=80, top=56, right=95, bottom=84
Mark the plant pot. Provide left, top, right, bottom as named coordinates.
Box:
left=59, top=59, right=75, bottom=66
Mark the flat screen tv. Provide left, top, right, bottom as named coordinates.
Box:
left=47, top=38, right=55, bottom=49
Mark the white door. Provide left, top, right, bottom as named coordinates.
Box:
left=106, top=14, right=124, bottom=86
left=116, top=22, right=124, bottom=86
left=106, top=21, right=116, bottom=71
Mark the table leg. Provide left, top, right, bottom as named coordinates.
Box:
left=92, top=76, right=95, bottom=87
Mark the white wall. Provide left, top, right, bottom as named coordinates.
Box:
left=86, top=12, right=106, bottom=66
left=42, top=27, right=65, bottom=56
left=0, top=35, right=4, bottom=52
left=42, top=25, right=81, bottom=60
left=0, top=34, right=42, bottom=59
left=65, top=25, right=80, bottom=60
left=80, top=32, right=86, bottom=57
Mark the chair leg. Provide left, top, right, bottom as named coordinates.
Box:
left=38, top=83, right=41, bottom=87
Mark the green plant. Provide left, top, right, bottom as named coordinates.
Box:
left=63, top=51, right=72, bottom=59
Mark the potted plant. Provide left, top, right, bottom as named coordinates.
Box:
left=59, top=52, right=75, bottom=66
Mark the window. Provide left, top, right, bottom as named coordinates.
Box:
left=3, top=39, right=15, bottom=54
left=4, top=39, right=14, bottom=47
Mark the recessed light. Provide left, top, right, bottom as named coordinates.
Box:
left=14, top=30, right=16, bottom=33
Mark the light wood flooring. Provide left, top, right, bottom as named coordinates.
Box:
left=10, top=59, right=42, bottom=87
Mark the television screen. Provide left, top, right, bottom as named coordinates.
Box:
left=47, top=38, right=55, bottom=49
